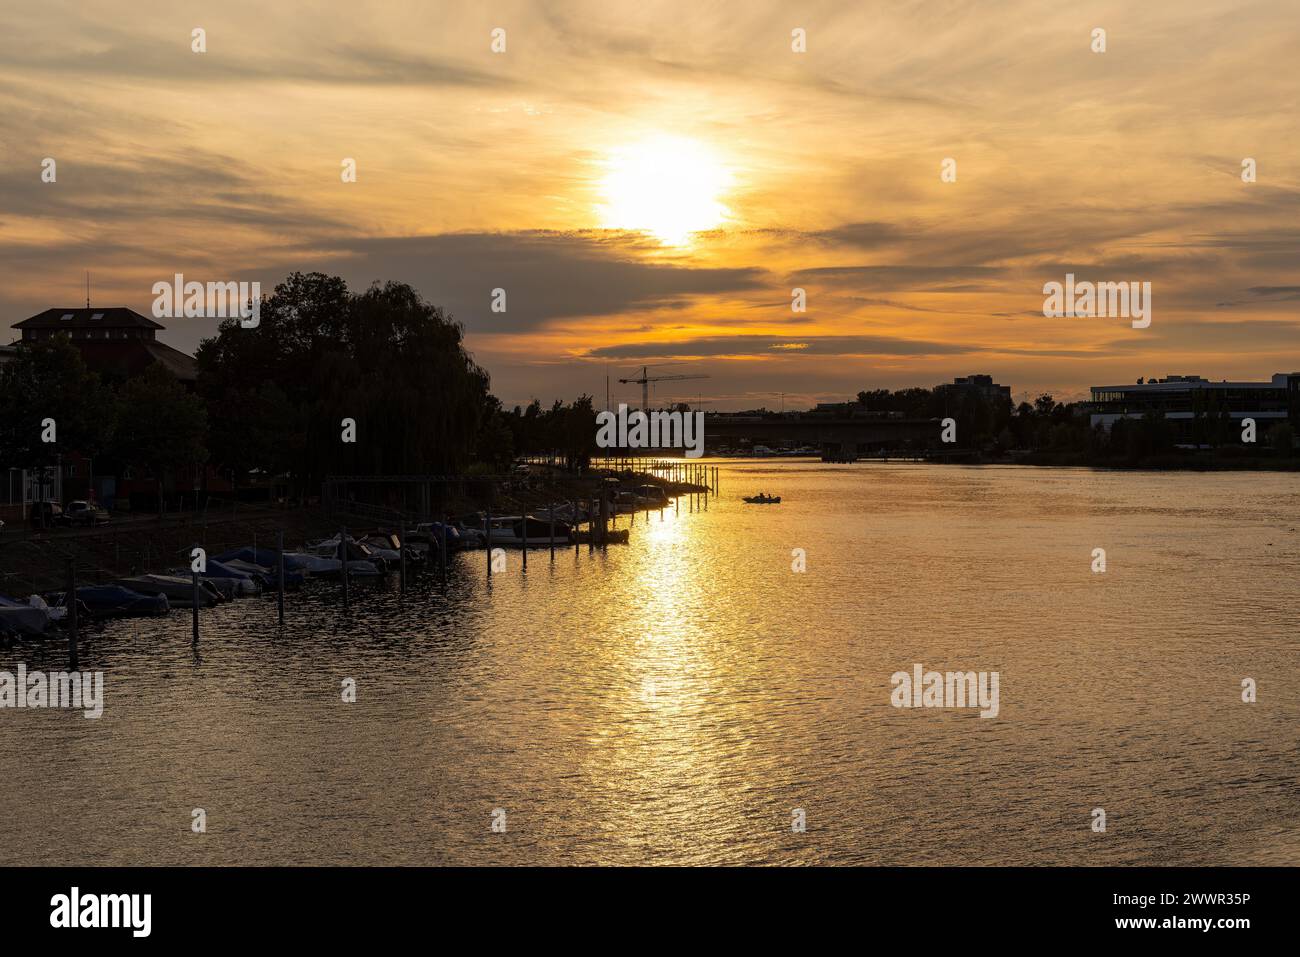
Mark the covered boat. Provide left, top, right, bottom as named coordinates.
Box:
left=0, top=594, right=61, bottom=635
left=117, top=575, right=223, bottom=608
left=216, top=547, right=318, bottom=575
left=58, top=585, right=169, bottom=619
left=484, top=515, right=573, bottom=547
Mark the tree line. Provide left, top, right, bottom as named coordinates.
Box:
left=0, top=273, right=601, bottom=505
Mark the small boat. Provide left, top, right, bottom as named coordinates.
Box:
left=301, top=536, right=386, bottom=576
left=634, top=485, right=670, bottom=508
left=484, top=515, right=574, bottom=547
left=117, top=574, right=223, bottom=608
left=169, top=571, right=257, bottom=599
left=0, top=594, right=61, bottom=635
left=743, top=494, right=781, bottom=504
left=54, top=585, right=169, bottom=619
left=363, top=532, right=427, bottom=563
left=281, top=552, right=344, bottom=576
left=610, top=491, right=641, bottom=514
left=219, top=559, right=304, bottom=588
left=409, top=522, right=477, bottom=551
left=216, top=547, right=323, bottom=580
left=408, top=522, right=480, bottom=553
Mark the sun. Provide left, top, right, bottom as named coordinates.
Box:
left=597, top=135, right=732, bottom=245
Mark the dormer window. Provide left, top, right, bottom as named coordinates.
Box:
left=61, top=313, right=73, bottom=321
left=91, top=312, right=103, bottom=321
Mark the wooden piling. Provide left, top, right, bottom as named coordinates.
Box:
left=485, top=511, right=492, bottom=579
left=399, top=522, right=407, bottom=592
left=341, top=526, right=350, bottom=608
left=277, top=530, right=285, bottom=626
left=549, top=507, right=555, bottom=560
left=440, top=517, right=448, bottom=587
left=64, top=558, right=78, bottom=670
left=191, top=563, right=200, bottom=645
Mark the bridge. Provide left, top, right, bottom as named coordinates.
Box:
left=704, top=415, right=941, bottom=454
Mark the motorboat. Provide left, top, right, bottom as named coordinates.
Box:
left=743, top=494, right=782, bottom=504
left=117, top=574, right=223, bottom=608
left=359, top=532, right=427, bottom=564
left=281, top=552, right=345, bottom=576
left=300, top=537, right=385, bottom=577
left=216, top=546, right=320, bottom=577
left=219, top=558, right=304, bottom=588
left=168, top=566, right=259, bottom=598
left=610, top=491, right=641, bottom=514
left=409, top=522, right=478, bottom=551
left=484, top=515, right=573, bottom=547
left=60, top=585, right=169, bottom=619
left=0, top=594, right=63, bottom=635
left=634, top=485, right=670, bottom=508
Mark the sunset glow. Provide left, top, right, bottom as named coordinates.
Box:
left=597, top=136, right=732, bottom=244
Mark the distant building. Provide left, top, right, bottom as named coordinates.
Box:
left=0, top=343, right=18, bottom=366
left=11, top=307, right=197, bottom=383
left=1087, top=374, right=1300, bottom=435
left=6, top=307, right=222, bottom=513
left=936, top=374, right=1011, bottom=405
left=813, top=401, right=858, bottom=415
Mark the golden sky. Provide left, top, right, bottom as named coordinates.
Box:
left=1, top=0, right=1297, bottom=408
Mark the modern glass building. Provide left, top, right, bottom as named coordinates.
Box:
left=1087, top=374, right=1300, bottom=437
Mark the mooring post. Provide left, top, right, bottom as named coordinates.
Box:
left=573, top=501, right=579, bottom=556
left=65, top=557, right=78, bottom=670
left=277, top=530, right=285, bottom=626
left=341, top=526, right=350, bottom=609
left=485, top=510, right=491, bottom=579
left=440, top=517, right=448, bottom=587
left=522, top=516, right=528, bottom=570
left=588, top=499, right=594, bottom=554
left=191, top=557, right=200, bottom=645
left=549, top=507, right=555, bottom=561
left=399, top=522, right=407, bottom=592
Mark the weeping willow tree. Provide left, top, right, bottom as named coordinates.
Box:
left=196, top=272, right=493, bottom=497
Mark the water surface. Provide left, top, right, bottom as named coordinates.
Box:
left=2, top=462, right=1297, bottom=865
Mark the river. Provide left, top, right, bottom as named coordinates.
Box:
left=2, top=461, right=1297, bottom=865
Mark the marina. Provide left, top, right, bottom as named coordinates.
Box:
left=0, top=460, right=719, bottom=648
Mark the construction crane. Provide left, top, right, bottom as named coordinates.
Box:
left=618, top=364, right=709, bottom=411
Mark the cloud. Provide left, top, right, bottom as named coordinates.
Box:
left=584, top=334, right=972, bottom=360
left=265, top=231, right=770, bottom=333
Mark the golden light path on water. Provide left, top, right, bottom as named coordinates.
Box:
left=1, top=461, right=1298, bottom=865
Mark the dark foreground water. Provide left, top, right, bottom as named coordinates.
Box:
left=1, top=461, right=1297, bottom=865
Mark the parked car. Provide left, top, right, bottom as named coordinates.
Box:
left=29, top=501, right=64, bottom=528
left=64, top=500, right=110, bottom=526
